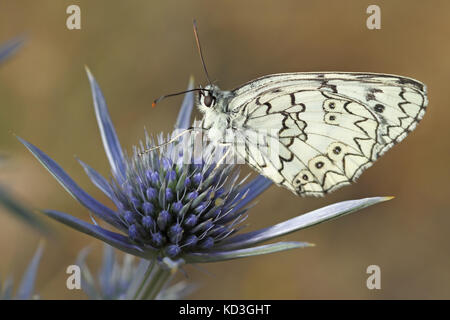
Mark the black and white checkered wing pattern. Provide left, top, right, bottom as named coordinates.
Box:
left=228, top=73, right=427, bottom=196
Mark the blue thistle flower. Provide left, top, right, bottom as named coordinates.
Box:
left=1, top=243, right=44, bottom=300
left=77, top=244, right=196, bottom=300
left=18, top=68, right=390, bottom=264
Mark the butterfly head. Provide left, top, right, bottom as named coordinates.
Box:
left=198, top=84, right=219, bottom=112
left=197, top=84, right=234, bottom=115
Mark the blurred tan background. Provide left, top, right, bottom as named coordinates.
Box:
left=0, top=0, right=448, bottom=299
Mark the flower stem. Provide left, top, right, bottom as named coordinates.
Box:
left=132, top=259, right=156, bottom=300
left=135, top=257, right=181, bottom=300
left=143, top=265, right=173, bottom=300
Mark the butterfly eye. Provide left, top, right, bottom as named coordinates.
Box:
left=204, top=94, right=214, bottom=107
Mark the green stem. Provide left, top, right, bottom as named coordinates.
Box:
left=131, top=257, right=184, bottom=300
left=132, top=260, right=155, bottom=300
left=141, top=258, right=183, bottom=300
left=142, top=264, right=172, bottom=300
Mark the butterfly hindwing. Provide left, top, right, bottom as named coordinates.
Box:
left=228, top=73, right=427, bottom=196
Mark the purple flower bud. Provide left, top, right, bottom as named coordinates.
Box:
left=169, top=223, right=183, bottom=244
left=128, top=224, right=139, bottom=240
left=145, top=169, right=153, bottom=181
left=130, top=197, right=141, bottom=209
left=183, top=214, right=198, bottom=228
left=124, top=211, right=136, bottom=224
left=151, top=232, right=164, bottom=247
left=203, top=220, right=213, bottom=231
left=150, top=171, right=159, bottom=185
left=184, top=177, right=191, bottom=187
left=193, top=172, right=202, bottom=185
left=166, top=169, right=176, bottom=182
left=165, top=188, right=174, bottom=202
left=187, top=191, right=198, bottom=200
left=195, top=202, right=208, bottom=214
left=172, top=201, right=183, bottom=214
left=184, top=235, right=198, bottom=247
left=142, top=215, right=154, bottom=229
left=157, top=210, right=170, bottom=230
left=199, top=236, right=214, bottom=249
left=166, top=244, right=181, bottom=258
left=142, top=202, right=154, bottom=215
left=146, top=187, right=157, bottom=201
left=169, top=223, right=183, bottom=235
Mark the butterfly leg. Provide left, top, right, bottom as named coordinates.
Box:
left=139, top=126, right=203, bottom=156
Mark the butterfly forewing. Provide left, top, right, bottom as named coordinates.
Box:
left=227, top=72, right=427, bottom=196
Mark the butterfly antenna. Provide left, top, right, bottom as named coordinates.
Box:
left=193, top=19, right=212, bottom=87
left=152, top=88, right=207, bottom=107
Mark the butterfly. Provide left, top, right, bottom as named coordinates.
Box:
left=152, top=22, right=428, bottom=197
left=196, top=72, right=427, bottom=197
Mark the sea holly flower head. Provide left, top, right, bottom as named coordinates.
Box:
left=18, top=68, right=391, bottom=266
left=109, top=130, right=265, bottom=259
